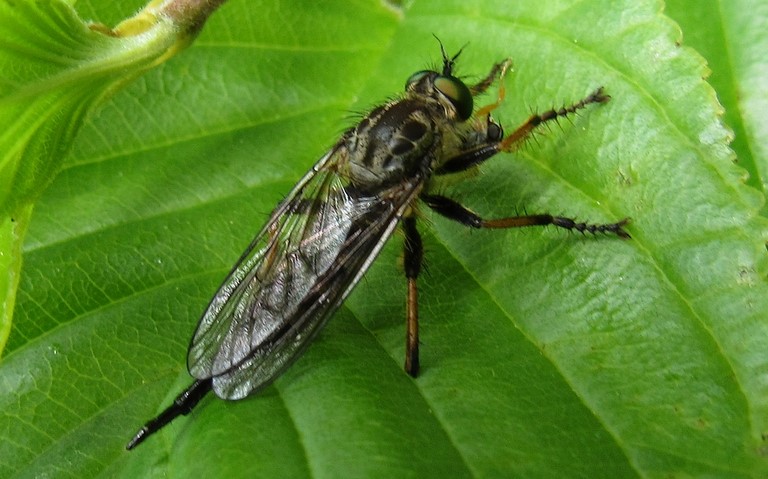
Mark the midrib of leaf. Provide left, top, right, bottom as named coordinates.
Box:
left=390, top=236, right=639, bottom=475
left=416, top=115, right=643, bottom=470
left=433, top=220, right=758, bottom=476
left=343, top=310, right=479, bottom=478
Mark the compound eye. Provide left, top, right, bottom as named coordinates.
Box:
left=487, top=119, right=503, bottom=142
left=434, top=75, right=473, bottom=120
left=405, top=70, right=432, bottom=91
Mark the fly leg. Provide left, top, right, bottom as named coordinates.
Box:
left=422, top=194, right=630, bottom=239
left=498, top=88, right=610, bottom=152
left=470, top=58, right=512, bottom=97
left=126, top=378, right=212, bottom=450
left=436, top=87, right=610, bottom=175
left=402, top=215, right=423, bottom=377
left=430, top=88, right=626, bottom=238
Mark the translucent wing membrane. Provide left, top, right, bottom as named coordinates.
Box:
left=187, top=147, right=424, bottom=399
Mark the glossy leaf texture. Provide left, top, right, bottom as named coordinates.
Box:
left=2, top=0, right=767, bottom=478
left=0, top=0, right=220, bottom=355
left=0, top=0, right=196, bottom=217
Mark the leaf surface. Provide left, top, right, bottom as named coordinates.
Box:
left=2, top=0, right=767, bottom=478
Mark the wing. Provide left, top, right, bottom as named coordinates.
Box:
left=187, top=145, right=425, bottom=399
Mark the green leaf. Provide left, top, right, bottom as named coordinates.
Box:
left=0, top=207, right=30, bottom=353
left=2, top=0, right=767, bottom=477
left=664, top=0, right=768, bottom=199
left=0, top=0, right=197, bottom=217
left=0, top=0, right=225, bottom=355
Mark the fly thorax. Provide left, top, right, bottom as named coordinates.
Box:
left=345, top=99, right=437, bottom=189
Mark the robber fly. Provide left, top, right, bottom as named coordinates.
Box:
left=126, top=42, right=629, bottom=450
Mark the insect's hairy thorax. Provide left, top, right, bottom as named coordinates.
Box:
left=343, top=91, right=468, bottom=191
